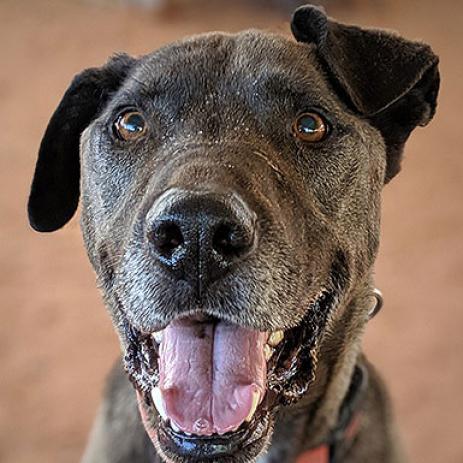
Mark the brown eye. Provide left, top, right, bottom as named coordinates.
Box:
left=114, top=111, right=147, bottom=141
left=292, top=112, right=328, bottom=142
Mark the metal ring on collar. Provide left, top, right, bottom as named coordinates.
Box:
left=368, top=288, right=384, bottom=320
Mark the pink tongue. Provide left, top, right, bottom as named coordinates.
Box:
left=158, top=319, right=267, bottom=436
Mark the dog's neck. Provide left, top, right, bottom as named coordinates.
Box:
left=259, top=284, right=373, bottom=462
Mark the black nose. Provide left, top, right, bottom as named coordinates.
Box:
left=147, top=189, right=257, bottom=296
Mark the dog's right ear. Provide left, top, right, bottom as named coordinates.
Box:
left=28, top=53, right=137, bottom=232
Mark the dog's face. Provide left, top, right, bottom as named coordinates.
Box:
left=28, top=6, right=439, bottom=463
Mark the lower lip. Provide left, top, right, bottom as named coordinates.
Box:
left=158, top=413, right=266, bottom=459
left=137, top=391, right=269, bottom=459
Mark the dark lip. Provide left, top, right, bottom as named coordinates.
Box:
left=266, top=289, right=335, bottom=404
left=158, top=409, right=271, bottom=460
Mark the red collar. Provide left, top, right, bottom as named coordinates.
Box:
left=295, top=413, right=362, bottom=463
left=296, top=445, right=329, bottom=463
left=295, top=365, right=367, bottom=463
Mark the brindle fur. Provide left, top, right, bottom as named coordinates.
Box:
left=28, top=6, right=439, bottom=463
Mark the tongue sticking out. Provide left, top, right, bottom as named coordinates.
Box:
left=157, top=319, right=268, bottom=436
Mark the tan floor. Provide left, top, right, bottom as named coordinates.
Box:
left=0, top=0, right=462, bottom=462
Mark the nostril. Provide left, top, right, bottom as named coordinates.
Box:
left=212, top=223, right=254, bottom=259
left=150, top=221, right=184, bottom=258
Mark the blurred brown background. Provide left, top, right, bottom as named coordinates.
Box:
left=0, top=0, right=462, bottom=462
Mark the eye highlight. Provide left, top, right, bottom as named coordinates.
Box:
left=292, top=112, right=328, bottom=143
left=114, top=110, right=147, bottom=141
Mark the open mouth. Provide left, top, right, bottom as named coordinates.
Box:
left=123, top=290, right=335, bottom=459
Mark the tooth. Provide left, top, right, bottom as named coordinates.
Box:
left=267, top=330, right=284, bottom=347
left=264, top=344, right=274, bottom=361
left=245, top=390, right=261, bottom=422
left=151, top=387, right=168, bottom=421
left=170, top=422, right=181, bottom=433
left=152, top=330, right=164, bottom=344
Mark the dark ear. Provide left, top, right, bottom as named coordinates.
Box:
left=28, top=53, right=137, bottom=232
left=291, top=6, right=440, bottom=182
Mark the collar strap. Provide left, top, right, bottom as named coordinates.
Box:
left=296, top=364, right=368, bottom=463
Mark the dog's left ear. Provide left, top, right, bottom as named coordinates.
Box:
left=28, top=53, right=137, bottom=232
left=291, top=6, right=440, bottom=182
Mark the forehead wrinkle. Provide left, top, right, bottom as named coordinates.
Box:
left=112, top=31, right=342, bottom=128
left=128, top=31, right=292, bottom=90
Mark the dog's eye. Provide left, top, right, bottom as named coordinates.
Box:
left=114, top=111, right=147, bottom=141
left=292, top=112, right=328, bottom=143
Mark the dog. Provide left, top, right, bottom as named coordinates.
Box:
left=27, top=5, right=439, bottom=462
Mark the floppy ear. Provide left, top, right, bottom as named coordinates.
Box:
left=28, top=53, right=137, bottom=232
left=291, top=6, right=440, bottom=182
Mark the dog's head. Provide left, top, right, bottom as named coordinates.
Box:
left=28, top=6, right=439, bottom=463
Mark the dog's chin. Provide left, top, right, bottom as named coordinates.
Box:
left=137, top=391, right=273, bottom=462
